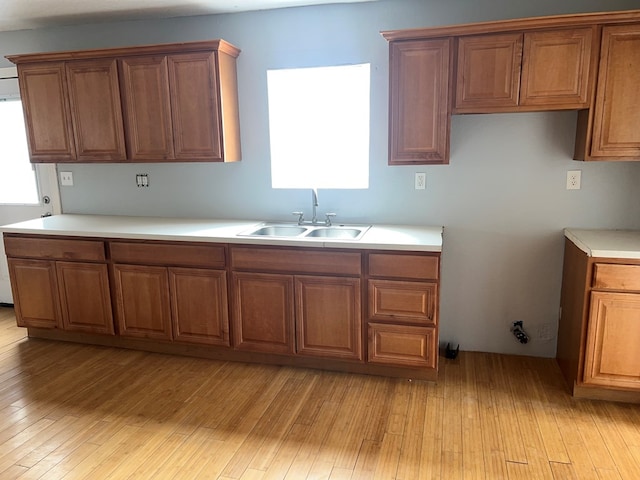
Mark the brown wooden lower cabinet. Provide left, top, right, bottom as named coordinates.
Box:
left=57, top=261, right=113, bottom=335
left=231, top=272, right=295, bottom=354
left=295, top=275, right=362, bottom=360
left=170, top=267, right=229, bottom=346
left=8, top=258, right=63, bottom=329
left=583, top=291, right=640, bottom=390
left=114, top=263, right=230, bottom=345
left=5, top=234, right=443, bottom=379
left=113, top=264, right=173, bottom=340
left=557, top=238, right=640, bottom=402
left=368, top=323, right=437, bottom=368
left=8, top=257, right=114, bottom=334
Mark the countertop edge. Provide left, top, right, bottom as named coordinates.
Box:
left=1, top=214, right=444, bottom=253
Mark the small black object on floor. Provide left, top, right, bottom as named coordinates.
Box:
left=445, top=343, right=459, bottom=359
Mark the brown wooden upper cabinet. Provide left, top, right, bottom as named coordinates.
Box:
left=383, top=10, right=640, bottom=163
left=454, top=27, right=594, bottom=113
left=575, top=23, right=640, bottom=160
left=388, top=39, right=452, bottom=165
left=7, top=40, right=241, bottom=163
left=66, top=59, right=127, bottom=161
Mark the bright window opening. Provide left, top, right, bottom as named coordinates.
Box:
left=0, top=100, right=38, bottom=204
left=267, top=63, right=370, bottom=189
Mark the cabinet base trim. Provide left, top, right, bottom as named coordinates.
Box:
left=572, top=382, right=640, bottom=404
left=26, top=327, right=438, bottom=381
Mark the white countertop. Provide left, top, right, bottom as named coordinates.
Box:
left=564, top=228, right=640, bottom=259
left=1, top=214, right=443, bottom=252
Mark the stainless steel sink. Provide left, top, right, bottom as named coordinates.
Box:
left=304, top=227, right=366, bottom=239
left=239, top=223, right=371, bottom=240
left=242, top=225, right=308, bottom=237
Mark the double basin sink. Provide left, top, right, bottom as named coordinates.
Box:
left=239, top=223, right=371, bottom=240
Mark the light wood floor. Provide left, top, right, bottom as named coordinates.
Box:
left=0, top=307, right=639, bottom=479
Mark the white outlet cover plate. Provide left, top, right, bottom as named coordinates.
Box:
left=566, top=170, right=581, bottom=190
left=60, top=171, right=73, bottom=186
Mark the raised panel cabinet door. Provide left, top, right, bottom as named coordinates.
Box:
left=119, top=56, right=175, bottom=161
left=56, top=261, right=114, bottom=335
left=295, top=275, right=362, bottom=361
left=169, top=267, right=229, bottom=346
left=368, top=323, right=437, bottom=368
left=520, top=28, right=594, bottom=108
left=389, top=38, right=451, bottom=165
left=583, top=292, right=640, bottom=390
left=368, top=279, right=437, bottom=325
left=455, top=33, right=523, bottom=111
left=7, top=258, right=62, bottom=329
left=590, top=24, right=640, bottom=159
left=113, top=264, right=172, bottom=340
left=231, top=272, right=295, bottom=354
left=168, top=51, right=223, bottom=161
left=17, top=63, right=76, bottom=162
left=66, top=58, right=126, bottom=161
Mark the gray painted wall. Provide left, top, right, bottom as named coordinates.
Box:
left=2, top=0, right=639, bottom=356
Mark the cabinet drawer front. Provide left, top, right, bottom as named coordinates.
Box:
left=368, top=323, right=437, bottom=368
left=110, top=241, right=225, bottom=268
left=4, top=236, right=105, bottom=262
left=368, top=253, right=439, bottom=280
left=593, top=264, right=640, bottom=291
left=231, top=246, right=361, bottom=276
left=368, top=279, right=437, bottom=325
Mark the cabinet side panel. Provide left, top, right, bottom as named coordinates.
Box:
left=218, top=50, right=242, bottom=162
left=557, top=238, right=590, bottom=390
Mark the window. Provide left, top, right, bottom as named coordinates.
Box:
left=0, top=99, right=38, bottom=204
left=267, top=63, right=370, bottom=189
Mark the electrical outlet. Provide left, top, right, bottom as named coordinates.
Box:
left=566, top=170, right=581, bottom=190
left=415, top=172, right=426, bottom=190
left=59, top=171, right=73, bottom=186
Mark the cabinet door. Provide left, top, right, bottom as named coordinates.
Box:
left=231, top=272, right=295, bottom=354
left=455, top=33, right=523, bottom=111
left=168, top=51, right=223, bottom=161
left=66, top=58, right=126, bottom=161
left=583, top=292, right=640, bottom=390
left=368, top=323, right=437, bottom=368
left=169, top=267, right=229, bottom=346
left=368, top=279, right=437, bottom=325
left=120, top=56, right=175, bottom=161
left=520, top=28, right=593, bottom=108
left=113, top=264, right=172, bottom=340
left=389, top=39, right=451, bottom=165
left=56, top=261, right=114, bottom=335
left=295, top=275, right=362, bottom=361
left=7, top=258, right=62, bottom=329
left=17, top=63, right=76, bottom=162
left=590, top=25, right=640, bottom=159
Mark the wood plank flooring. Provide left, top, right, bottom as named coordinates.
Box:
left=0, top=305, right=639, bottom=479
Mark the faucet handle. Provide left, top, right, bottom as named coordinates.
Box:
left=325, top=212, right=336, bottom=226
left=292, top=211, right=305, bottom=224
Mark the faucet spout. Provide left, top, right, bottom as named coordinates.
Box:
left=311, top=188, right=319, bottom=224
